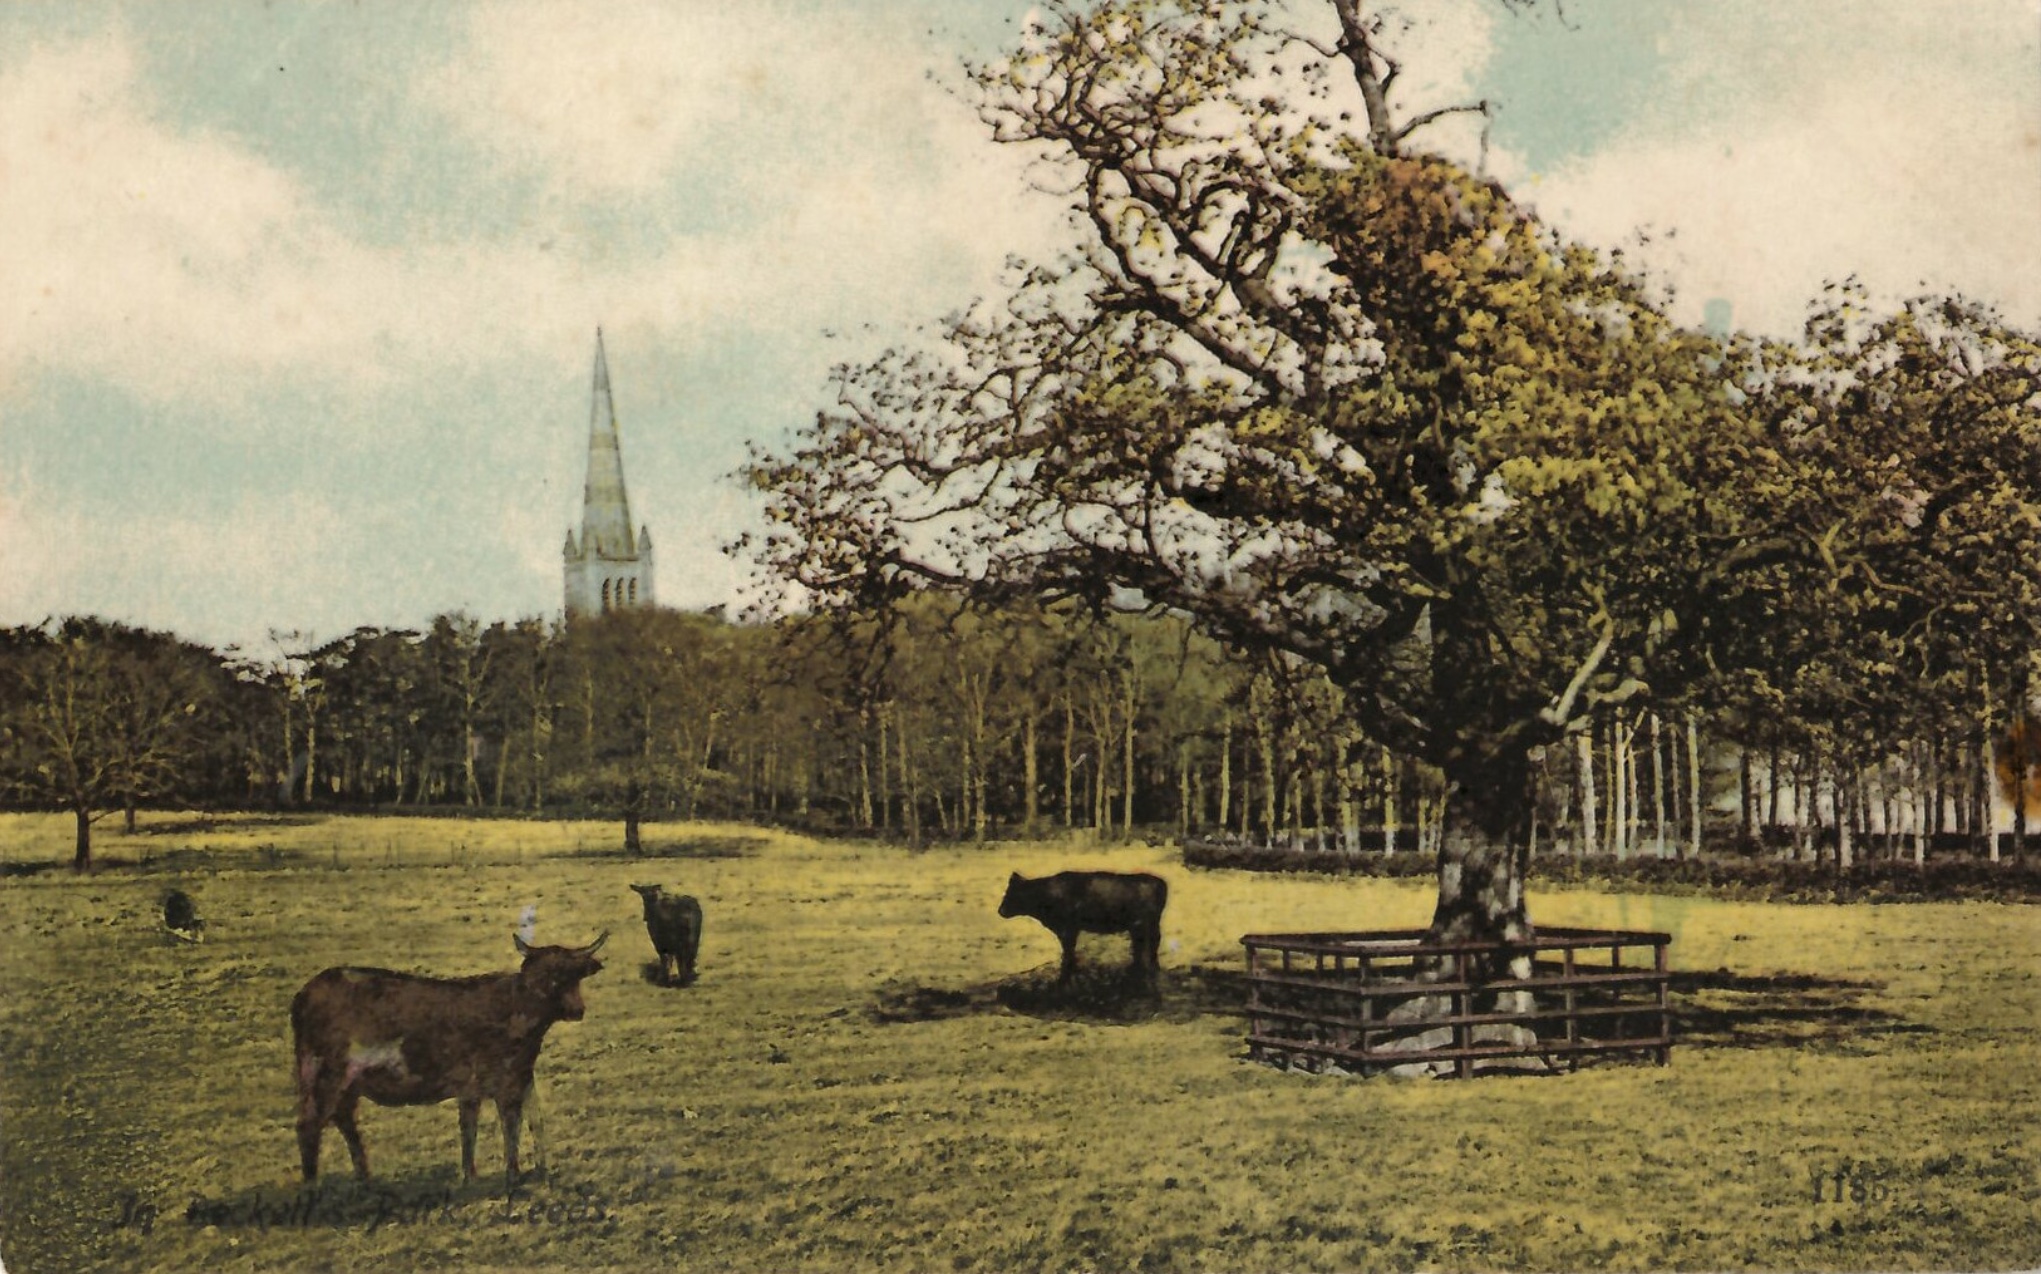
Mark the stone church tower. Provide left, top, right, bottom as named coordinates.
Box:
left=563, top=329, right=655, bottom=617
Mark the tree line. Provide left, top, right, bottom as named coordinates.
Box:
left=1, top=597, right=2033, bottom=872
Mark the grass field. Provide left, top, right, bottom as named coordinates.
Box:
left=0, top=811, right=2036, bottom=1272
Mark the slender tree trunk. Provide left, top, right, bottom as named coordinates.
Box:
left=1122, top=676, right=1137, bottom=836
left=1836, top=766, right=1854, bottom=872
left=72, top=806, right=93, bottom=872
left=1650, top=713, right=1666, bottom=859
left=1383, top=745, right=1398, bottom=855
left=1766, top=739, right=1782, bottom=836
left=1688, top=716, right=1703, bottom=858
left=857, top=707, right=874, bottom=831
left=1576, top=732, right=1597, bottom=857
left=1218, top=720, right=1232, bottom=834
left=1069, top=702, right=1085, bottom=833
left=1023, top=711, right=1039, bottom=836
left=1609, top=719, right=1627, bottom=860
left=2013, top=668, right=2031, bottom=861
left=878, top=706, right=892, bottom=832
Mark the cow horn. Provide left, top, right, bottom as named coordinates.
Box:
left=513, top=933, right=534, bottom=956
left=580, top=931, right=609, bottom=956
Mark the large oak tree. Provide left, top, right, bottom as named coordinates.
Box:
left=748, top=0, right=1793, bottom=943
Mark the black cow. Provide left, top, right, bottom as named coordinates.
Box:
left=629, top=884, right=703, bottom=986
left=290, top=933, right=605, bottom=1190
left=998, top=871, right=1167, bottom=983
left=163, top=889, right=204, bottom=942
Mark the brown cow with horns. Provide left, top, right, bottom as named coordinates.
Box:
left=290, top=933, right=606, bottom=1190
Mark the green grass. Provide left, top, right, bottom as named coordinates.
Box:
left=0, top=811, right=2036, bottom=1272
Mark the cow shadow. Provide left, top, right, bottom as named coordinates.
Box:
left=1669, top=969, right=1934, bottom=1051
left=636, top=960, right=700, bottom=988
left=869, top=963, right=1249, bottom=1026
left=180, top=1170, right=518, bottom=1231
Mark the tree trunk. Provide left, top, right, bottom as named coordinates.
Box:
left=623, top=810, right=642, bottom=855
left=1575, top=732, right=1596, bottom=857
left=72, top=806, right=93, bottom=872
left=1427, top=752, right=1532, bottom=947
left=857, top=709, right=875, bottom=831
left=1650, top=712, right=1667, bottom=859
left=878, top=706, right=892, bottom=832
left=1688, top=716, right=1703, bottom=858
left=1069, top=702, right=1085, bottom=833
left=2013, top=679, right=2031, bottom=861
left=1122, top=675, right=1137, bottom=836
left=1217, top=721, right=1232, bottom=833
left=1023, top=711, right=1040, bottom=836
left=1382, top=745, right=1397, bottom=855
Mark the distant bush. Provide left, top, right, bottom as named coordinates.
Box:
left=1180, top=837, right=2041, bottom=903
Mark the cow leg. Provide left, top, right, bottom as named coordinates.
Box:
left=497, top=1093, right=526, bottom=1195
left=1057, top=928, right=1079, bottom=983
left=295, top=1075, right=326, bottom=1182
left=296, top=1059, right=350, bottom=1182
left=458, top=1098, right=482, bottom=1179
left=333, top=1091, right=371, bottom=1181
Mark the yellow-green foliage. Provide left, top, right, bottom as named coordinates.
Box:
left=0, top=812, right=2035, bottom=1272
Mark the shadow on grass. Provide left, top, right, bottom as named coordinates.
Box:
left=869, top=963, right=1249, bottom=1026
left=557, top=834, right=764, bottom=862
left=132, top=814, right=322, bottom=838
left=871, top=964, right=1932, bottom=1051
left=0, top=845, right=312, bottom=877
left=181, top=1167, right=622, bottom=1232
left=635, top=960, right=700, bottom=988
left=1669, top=968, right=1933, bottom=1050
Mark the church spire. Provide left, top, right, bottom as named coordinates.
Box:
left=579, top=327, right=635, bottom=559
left=562, top=327, right=656, bottom=618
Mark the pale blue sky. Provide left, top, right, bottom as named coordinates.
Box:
left=1, top=0, right=2035, bottom=652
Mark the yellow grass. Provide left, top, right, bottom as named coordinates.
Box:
left=0, top=811, right=2035, bottom=1272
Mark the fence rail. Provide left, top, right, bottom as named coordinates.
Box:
left=1241, top=926, right=1671, bottom=1078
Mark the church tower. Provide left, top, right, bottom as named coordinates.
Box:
left=563, top=329, right=655, bottom=618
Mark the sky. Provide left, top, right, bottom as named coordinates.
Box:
left=1, top=0, right=2036, bottom=654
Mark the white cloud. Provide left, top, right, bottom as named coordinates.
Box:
left=1505, top=1, right=2041, bottom=335
left=419, top=0, right=749, bottom=196
left=0, top=473, right=349, bottom=648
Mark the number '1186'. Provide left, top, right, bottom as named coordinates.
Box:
left=1811, top=1168, right=1889, bottom=1204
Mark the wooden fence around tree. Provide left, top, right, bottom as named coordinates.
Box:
left=1241, top=926, right=1672, bottom=1077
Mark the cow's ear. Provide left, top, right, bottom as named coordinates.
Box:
left=1009, top=872, right=1022, bottom=883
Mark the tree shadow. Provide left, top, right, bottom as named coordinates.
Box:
left=558, top=834, right=763, bottom=861
left=869, top=963, right=1249, bottom=1026
left=868, top=963, right=1932, bottom=1052
left=1669, top=968, right=1934, bottom=1050
left=131, top=814, right=321, bottom=837
left=0, top=844, right=311, bottom=876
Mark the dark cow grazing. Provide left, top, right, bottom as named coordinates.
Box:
left=163, top=889, right=204, bottom=942
left=630, top=884, right=702, bottom=986
left=998, top=871, right=1168, bottom=983
left=290, top=933, right=606, bottom=1191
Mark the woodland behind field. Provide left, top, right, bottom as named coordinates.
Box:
left=1, top=596, right=2035, bottom=872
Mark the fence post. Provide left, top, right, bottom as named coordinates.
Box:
left=1654, top=940, right=1671, bottom=1066
left=1564, top=945, right=1579, bottom=1070
left=1452, top=950, right=1470, bottom=1080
